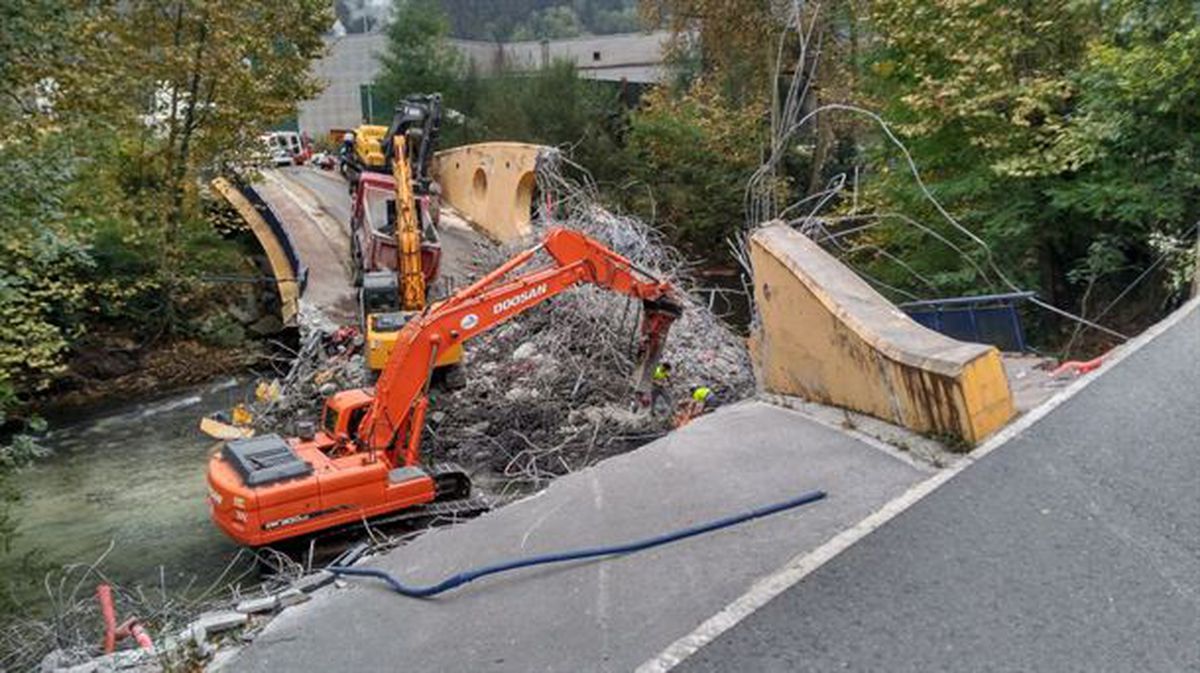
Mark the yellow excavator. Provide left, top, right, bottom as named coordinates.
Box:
left=358, top=94, right=464, bottom=383
left=354, top=125, right=389, bottom=169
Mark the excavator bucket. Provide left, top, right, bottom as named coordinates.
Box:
left=632, top=297, right=685, bottom=395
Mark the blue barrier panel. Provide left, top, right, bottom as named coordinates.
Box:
left=901, top=292, right=1032, bottom=352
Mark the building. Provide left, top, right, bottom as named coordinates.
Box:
left=298, top=31, right=672, bottom=136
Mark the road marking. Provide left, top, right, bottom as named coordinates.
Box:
left=637, top=297, right=1200, bottom=672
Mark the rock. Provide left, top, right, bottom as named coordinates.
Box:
left=226, top=302, right=259, bottom=325
left=182, top=623, right=215, bottom=659
left=194, top=610, right=248, bottom=635
left=511, top=341, right=537, bottom=360
left=40, top=649, right=73, bottom=672
left=236, top=595, right=279, bottom=614
left=70, top=347, right=139, bottom=380
left=56, top=650, right=156, bottom=673
left=199, top=316, right=246, bottom=348
left=248, top=314, right=285, bottom=336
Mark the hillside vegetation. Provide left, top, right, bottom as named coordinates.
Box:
left=376, top=0, right=1199, bottom=353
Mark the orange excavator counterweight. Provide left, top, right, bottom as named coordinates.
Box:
left=208, top=229, right=682, bottom=546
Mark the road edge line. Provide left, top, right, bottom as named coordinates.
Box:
left=636, top=296, right=1200, bottom=672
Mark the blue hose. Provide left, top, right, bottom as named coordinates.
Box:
left=328, top=489, right=827, bottom=598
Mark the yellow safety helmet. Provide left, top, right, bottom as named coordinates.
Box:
left=692, top=386, right=713, bottom=402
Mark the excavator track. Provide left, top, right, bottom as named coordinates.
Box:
left=429, top=462, right=472, bottom=501
left=369, top=493, right=490, bottom=528
left=269, top=490, right=490, bottom=555
left=328, top=462, right=484, bottom=533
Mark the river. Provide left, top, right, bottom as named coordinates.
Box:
left=4, top=379, right=249, bottom=608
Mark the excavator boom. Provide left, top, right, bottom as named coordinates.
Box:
left=390, top=135, right=426, bottom=311
left=362, top=227, right=682, bottom=464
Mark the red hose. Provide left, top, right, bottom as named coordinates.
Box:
left=97, top=584, right=117, bottom=654
left=96, top=584, right=155, bottom=653
left=116, top=617, right=155, bottom=651
left=1051, top=353, right=1108, bottom=377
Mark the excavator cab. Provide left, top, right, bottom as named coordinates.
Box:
left=321, top=389, right=374, bottom=446
left=359, top=272, right=463, bottom=376
left=381, top=93, right=442, bottom=185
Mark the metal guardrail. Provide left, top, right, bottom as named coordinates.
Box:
left=899, top=291, right=1035, bottom=352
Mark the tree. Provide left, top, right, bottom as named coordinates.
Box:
left=857, top=0, right=1098, bottom=306
left=858, top=0, right=1200, bottom=337
left=623, top=80, right=770, bottom=257
left=0, top=0, right=336, bottom=589
left=63, top=1, right=331, bottom=255
left=0, top=0, right=333, bottom=403
left=374, top=0, right=465, bottom=110
left=511, top=5, right=585, bottom=40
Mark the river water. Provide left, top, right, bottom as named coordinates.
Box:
left=5, top=379, right=248, bottom=606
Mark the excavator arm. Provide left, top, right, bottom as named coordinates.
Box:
left=382, top=94, right=442, bottom=312
left=390, top=135, right=426, bottom=311
left=359, top=228, right=683, bottom=465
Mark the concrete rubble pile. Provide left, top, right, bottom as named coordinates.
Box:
left=34, top=575, right=325, bottom=673
left=423, top=150, right=755, bottom=495
left=244, top=305, right=367, bottom=433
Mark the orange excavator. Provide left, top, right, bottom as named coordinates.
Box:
left=207, top=228, right=683, bottom=546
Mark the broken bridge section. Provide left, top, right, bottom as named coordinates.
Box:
left=749, top=222, right=1015, bottom=445
left=211, top=177, right=306, bottom=326
left=433, top=142, right=543, bottom=243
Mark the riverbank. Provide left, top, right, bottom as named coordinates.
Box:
left=33, top=338, right=266, bottom=420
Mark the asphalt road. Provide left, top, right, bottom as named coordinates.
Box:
left=281, top=166, right=487, bottom=298
left=255, top=170, right=357, bottom=321
left=680, top=302, right=1200, bottom=672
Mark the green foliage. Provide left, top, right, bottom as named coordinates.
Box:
left=461, top=61, right=626, bottom=172
left=857, top=0, right=1200, bottom=336
left=374, top=6, right=629, bottom=174
left=0, top=1, right=335, bottom=565
left=0, top=0, right=332, bottom=408
left=511, top=5, right=585, bottom=40
left=435, top=0, right=639, bottom=40
left=0, top=138, right=98, bottom=397
left=374, top=0, right=466, bottom=106
left=622, top=82, right=772, bottom=256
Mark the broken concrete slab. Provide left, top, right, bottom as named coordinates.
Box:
left=235, top=595, right=279, bottom=614
left=276, top=588, right=309, bottom=608
left=750, top=222, right=1015, bottom=444
left=291, top=570, right=335, bottom=594
left=194, top=611, right=248, bottom=635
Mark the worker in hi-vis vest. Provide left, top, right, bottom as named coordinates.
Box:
left=650, top=362, right=672, bottom=415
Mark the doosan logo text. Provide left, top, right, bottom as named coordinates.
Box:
left=493, top=283, right=548, bottom=315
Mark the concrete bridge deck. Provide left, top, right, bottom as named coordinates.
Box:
left=228, top=400, right=928, bottom=672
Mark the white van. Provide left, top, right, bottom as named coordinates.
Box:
left=261, top=132, right=303, bottom=166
